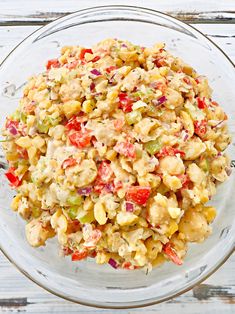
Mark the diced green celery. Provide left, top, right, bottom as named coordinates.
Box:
left=67, top=194, right=83, bottom=206
left=68, top=206, right=78, bottom=220
left=135, top=148, right=143, bottom=158
left=20, top=112, right=27, bottom=123
left=32, top=207, right=42, bottom=218
left=37, top=121, right=50, bottom=133
left=125, top=111, right=142, bottom=125
left=78, top=211, right=95, bottom=224
left=144, top=139, right=161, bottom=155
left=11, top=110, right=21, bottom=121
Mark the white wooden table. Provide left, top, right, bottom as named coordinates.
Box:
left=0, top=1, right=234, bottom=313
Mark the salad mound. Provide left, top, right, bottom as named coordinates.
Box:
left=2, top=39, right=231, bottom=270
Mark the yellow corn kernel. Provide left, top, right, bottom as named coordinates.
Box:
left=82, top=100, right=95, bottom=113
left=146, top=238, right=162, bottom=260
left=27, top=90, right=36, bottom=101
left=37, top=82, right=47, bottom=91
left=15, top=164, right=28, bottom=177
left=159, top=67, right=169, bottom=76
left=15, top=136, right=32, bottom=148
left=116, top=212, right=138, bottom=226
left=27, top=146, right=37, bottom=165
left=166, top=220, right=179, bottom=237
left=11, top=194, right=22, bottom=211
left=94, top=202, right=107, bottom=225
left=106, top=149, right=117, bottom=161
left=150, top=73, right=162, bottom=81
left=87, top=148, right=97, bottom=159
left=115, top=58, right=123, bottom=67
left=138, top=55, right=145, bottom=64
left=62, top=100, right=81, bottom=119
left=32, top=136, right=45, bottom=149
left=96, top=252, right=110, bottom=264
left=39, top=100, right=51, bottom=109
left=203, top=206, right=216, bottom=223
left=107, top=90, right=118, bottom=102
left=163, top=174, right=182, bottom=192
left=6, top=152, right=19, bottom=162
left=152, top=253, right=166, bottom=267
left=138, top=217, right=148, bottom=227
left=168, top=207, right=181, bottom=219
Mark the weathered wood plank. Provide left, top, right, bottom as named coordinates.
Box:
left=0, top=0, right=235, bottom=25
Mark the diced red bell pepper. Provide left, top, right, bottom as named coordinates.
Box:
left=122, top=262, right=139, bottom=270
left=97, top=161, right=113, bottom=183
left=126, top=186, right=151, bottom=206
left=197, top=97, right=207, bottom=109
left=153, top=57, right=166, bottom=68
left=94, top=161, right=114, bottom=194
left=68, top=130, right=91, bottom=149
left=106, top=66, right=118, bottom=73
left=71, top=250, right=88, bottom=261
left=46, top=58, right=60, bottom=70
left=194, top=119, right=207, bottom=137
left=80, top=48, right=93, bottom=60
left=178, top=174, right=192, bottom=189
left=61, top=158, right=77, bottom=169
left=5, top=167, right=22, bottom=187
left=118, top=93, right=133, bottom=113
left=114, top=142, right=136, bottom=158
left=65, top=116, right=82, bottom=131
left=163, top=242, right=183, bottom=266
left=157, top=146, right=185, bottom=158
left=113, top=119, right=125, bottom=131
left=90, top=56, right=100, bottom=63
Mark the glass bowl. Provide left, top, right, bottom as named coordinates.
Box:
left=0, top=4, right=234, bottom=309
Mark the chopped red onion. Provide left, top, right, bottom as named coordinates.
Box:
left=9, top=125, right=18, bottom=135
left=152, top=96, right=167, bottom=106
left=121, top=43, right=127, bottom=48
left=125, top=202, right=134, bottom=212
left=90, top=82, right=95, bottom=92
left=183, top=131, right=189, bottom=142
left=77, top=187, right=92, bottom=196
left=91, top=69, right=101, bottom=76
left=108, top=258, right=118, bottom=269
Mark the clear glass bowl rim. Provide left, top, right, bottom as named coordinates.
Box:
left=0, top=4, right=234, bottom=309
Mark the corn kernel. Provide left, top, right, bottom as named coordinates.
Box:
left=203, top=206, right=216, bottom=223
left=15, top=136, right=32, bottom=148
left=152, top=253, right=166, bottom=267
left=62, top=100, right=81, bottom=119
left=32, top=136, right=45, bottom=149
left=28, top=146, right=37, bottom=165
left=96, top=252, right=110, bottom=264
left=166, top=220, right=179, bottom=237
left=82, top=100, right=95, bottom=113
left=11, top=194, right=22, bottom=211
left=6, top=152, right=19, bottom=162
left=106, top=149, right=117, bottom=161
left=116, top=212, right=138, bottom=226
left=168, top=207, right=181, bottom=219
left=94, top=202, right=107, bottom=225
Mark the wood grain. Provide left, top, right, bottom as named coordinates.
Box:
left=0, top=0, right=235, bottom=25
